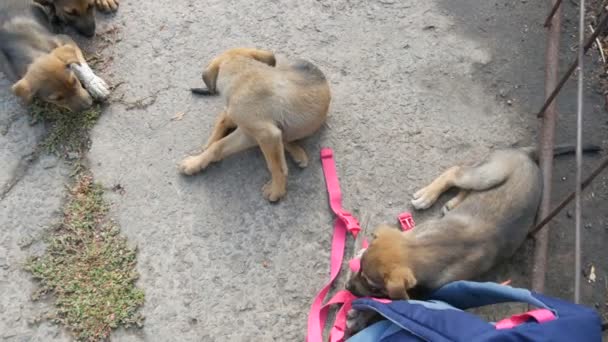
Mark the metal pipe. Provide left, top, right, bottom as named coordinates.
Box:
left=530, top=156, right=608, bottom=236
left=532, top=0, right=562, bottom=293
left=574, top=0, right=586, bottom=304
left=544, top=0, right=563, bottom=27
left=537, top=13, right=608, bottom=118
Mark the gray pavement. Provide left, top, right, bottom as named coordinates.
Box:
left=2, top=0, right=607, bottom=341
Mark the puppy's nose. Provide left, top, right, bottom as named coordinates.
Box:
left=80, top=23, right=96, bottom=38
left=72, top=96, right=93, bottom=112
left=345, top=280, right=354, bottom=292
left=79, top=98, right=93, bottom=111
left=84, top=96, right=93, bottom=107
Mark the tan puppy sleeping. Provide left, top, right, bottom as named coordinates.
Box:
left=346, top=147, right=544, bottom=300
left=179, top=48, right=331, bottom=202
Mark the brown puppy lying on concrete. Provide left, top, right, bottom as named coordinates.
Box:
left=1, top=0, right=109, bottom=111
left=347, top=147, right=542, bottom=299
left=346, top=145, right=602, bottom=300
left=344, top=145, right=599, bottom=336
left=179, top=48, right=331, bottom=202
left=35, top=0, right=119, bottom=37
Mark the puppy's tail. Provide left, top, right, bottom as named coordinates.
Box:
left=520, top=144, right=602, bottom=160
left=190, top=87, right=217, bottom=96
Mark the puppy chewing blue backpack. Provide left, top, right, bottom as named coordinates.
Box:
left=306, top=148, right=603, bottom=342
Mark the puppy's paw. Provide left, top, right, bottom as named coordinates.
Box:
left=262, top=181, right=286, bottom=202
left=285, top=143, right=309, bottom=168
left=441, top=197, right=458, bottom=216
left=441, top=204, right=450, bottom=216
left=293, top=153, right=308, bottom=168
left=86, top=75, right=110, bottom=101
left=411, top=186, right=438, bottom=210
left=178, top=156, right=204, bottom=175
left=289, top=149, right=308, bottom=168
left=95, top=0, right=119, bottom=12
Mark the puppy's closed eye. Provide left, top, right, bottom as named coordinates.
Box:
left=366, top=282, right=383, bottom=293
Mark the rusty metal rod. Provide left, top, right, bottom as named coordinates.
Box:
left=537, top=13, right=608, bottom=118
left=532, top=0, right=562, bottom=293
left=530, top=156, right=608, bottom=236
left=544, top=0, right=563, bottom=27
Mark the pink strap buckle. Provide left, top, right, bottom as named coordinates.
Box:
left=338, top=212, right=361, bottom=236
left=495, top=309, right=556, bottom=330
left=398, top=212, right=415, bottom=231
left=320, top=148, right=334, bottom=159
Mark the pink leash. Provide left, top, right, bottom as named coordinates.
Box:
left=307, top=148, right=414, bottom=342
left=306, top=148, right=362, bottom=342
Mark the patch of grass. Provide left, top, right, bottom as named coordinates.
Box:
left=29, top=100, right=102, bottom=156
left=25, top=173, right=144, bottom=341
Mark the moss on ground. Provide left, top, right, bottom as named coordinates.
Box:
left=25, top=173, right=144, bottom=341
left=28, top=100, right=102, bottom=156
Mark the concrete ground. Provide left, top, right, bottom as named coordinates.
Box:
left=1, top=0, right=607, bottom=341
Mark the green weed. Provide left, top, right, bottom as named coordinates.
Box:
left=25, top=173, right=144, bottom=341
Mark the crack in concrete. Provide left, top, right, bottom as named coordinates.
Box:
left=0, top=113, right=27, bottom=136
left=0, top=150, right=39, bottom=202
left=119, top=86, right=171, bottom=111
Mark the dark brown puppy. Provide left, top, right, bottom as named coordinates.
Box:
left=34, top=0, right=119, bottom=37
left=347, top=147, right=544, bottom=300
left=179, top=48, right=331, bottom=202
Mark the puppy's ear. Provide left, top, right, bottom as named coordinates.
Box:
left=385, top=267, right=417, bottom=300
left=250, top=49, right=276, bottom=67
left=202, top=63, right=219, bottom=95
left=52, top=45, right=80, bottom=65
left=12, top=78, right=35, bottom=103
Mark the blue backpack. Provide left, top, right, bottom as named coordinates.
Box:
left=347, top=281, right=601, bottom=342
